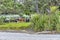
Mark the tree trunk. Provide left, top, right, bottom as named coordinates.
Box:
left=35, top=0, right=39, bottom=13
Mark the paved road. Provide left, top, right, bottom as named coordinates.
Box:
left=0, top=32, right=60, bottom=40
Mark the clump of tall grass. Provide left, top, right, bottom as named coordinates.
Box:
left=31, top=13, right=59, bottom=32
left=55, top=11, right=60, bottom=33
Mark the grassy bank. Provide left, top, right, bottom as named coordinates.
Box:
left=0, top=22, right=31, bottom=30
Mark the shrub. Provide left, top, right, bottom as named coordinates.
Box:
left=50, top=6, right=58, bottom=13
left=0, top=17, right=5, bottom=25
left=31, top=13, right=59, bottom=32
left=31, top=14, right=41, bottom=31
left=56, top=11, right=60, bottom=32
left=49, top=13, right=58, bottom=31
left=31, top=14, right=46, bottom=31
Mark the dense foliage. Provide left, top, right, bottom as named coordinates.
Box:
left=0, top=0, right=60, bottom=32
left=31, top=13, right=59, bottom=32
left=0, top=0, right=60, bottom=14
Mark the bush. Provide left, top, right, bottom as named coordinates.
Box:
left=56, top=11, right=60, bottom=32
left=50, top=6, right=58, bottom=13
left=49, top=14, right=58, bottom=31
left=0, top=17, right=5, bottom=25
left=31, top=14, right=45, bottom=31
left=31, top=13, right=59, bottom=32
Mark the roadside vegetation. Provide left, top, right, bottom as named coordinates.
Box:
left=31, top=13, right=59, bottom=32
left=0, top=0, right=60, bottom=33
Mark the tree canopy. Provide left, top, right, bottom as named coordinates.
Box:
left=0, top=0, right=60, bottom=15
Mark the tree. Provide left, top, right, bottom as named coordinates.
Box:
left=0, top=0, right=60, bottom=15
left=0, top=0, right=23, bottom=14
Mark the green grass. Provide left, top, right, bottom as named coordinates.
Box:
left=0, top=22, right=31, bottom=30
